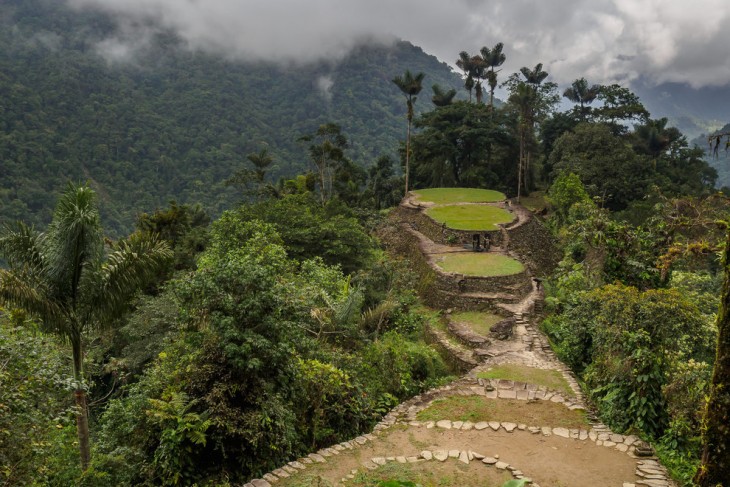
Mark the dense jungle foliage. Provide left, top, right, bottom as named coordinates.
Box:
left=1, top=187, right=453, bottom=486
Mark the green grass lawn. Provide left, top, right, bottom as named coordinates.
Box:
left=477, top=364, right=574, bottom=396
left=417, top=395, right=588, bottom=427
left=348, top=459, right=512, bottom=487
left=450, top=311, right=504, bottom=335
left=425, top=205, right=514, bottom=230
left=413, top=188, right=505, bottom=205
left=435, top=253, right=524, bottom=277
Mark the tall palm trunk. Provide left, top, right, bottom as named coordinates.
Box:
left=71, top=336, right=91, bottom=470
left=405, top=118, right=411, bottom=195
left=517, top=132, right=524, bottom=203
left=404, top=98, right=413, bottom=196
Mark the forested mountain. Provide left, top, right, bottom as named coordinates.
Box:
left=0, top=0, right=465, bottom=235
left=632, top=79, right=730, bottom=140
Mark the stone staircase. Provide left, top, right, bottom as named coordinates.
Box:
left=243, top=198, right=675, bottom=487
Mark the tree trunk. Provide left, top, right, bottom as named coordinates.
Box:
left=694, top=228, right=730, bottom=485
left=72, top=338, right=91, bottom=471
left=405, top=118, right=411, bottom=196
left=517, top=132, right=524, bottom=203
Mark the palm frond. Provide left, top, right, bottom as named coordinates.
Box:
left=87, top=233, right=171, bottom=327
left=45, top=184, right=104, bottom=296
left=0, top=221, right=45, bottom=272
left=0, top=269, right=65, bottom=334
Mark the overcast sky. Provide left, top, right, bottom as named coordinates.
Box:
left=67, top=0, right=730, bottom=89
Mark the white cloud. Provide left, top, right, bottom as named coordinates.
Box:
left=66, top=0, right=730, bottom=88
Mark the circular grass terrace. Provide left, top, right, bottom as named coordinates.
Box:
left=434, top=253, right=524, bottom=277
left=425, top=205, right=514, bottom=231
left=412, top=187, right=505, bottom=205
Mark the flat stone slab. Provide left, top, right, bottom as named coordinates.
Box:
left=489, top=421, right=501, bottom=431
left=252, top=480, right=272, bottom=487
left=475, top=421, right=489, bottom=430
left=448, top=450, right=460, bottom=458
left=458, top=451, right=469, bottom=464
left=434, top=450, right=448, bottom=462
left=309, top=453, right=326, bottom=463
left=421, top=451, right=433, bottom=460
left=436, top=420, right=452, bottom=429
left=502, top=422, right=517, bottom=432
left=482, top=457, right=498, bottom=465
left=272, top=469, right=289, bottom=478
left=498, top=390, right=517, bottom=399
left=495, top=461, right=509, bottom=470
left=372, top=457, right=387, bottom=465
left=552, top=427, right=570, bottom=438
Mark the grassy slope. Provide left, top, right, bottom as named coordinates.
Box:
left=435, top=253, right=524, bottom=277
left=413, top=188, right=506, bottom=205
left=425, top=205, right=514, bottom=231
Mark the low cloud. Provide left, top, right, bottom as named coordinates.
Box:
left=66, top=0, right=730, bottom=88
left=316, top=75, right=335, bottom=102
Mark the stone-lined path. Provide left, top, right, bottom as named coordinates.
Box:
left=244, top=195, right=675, bottom=487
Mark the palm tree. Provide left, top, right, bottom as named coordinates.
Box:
left=520, top=63, right=549, bottom=87
left=563, top=77, right=600, bottom=118
left=508, top=82, right=538, bottom=203
left=0, top=184, right=171, bottom=470
left=392, top=70, right=425, bottom=195
left=431, top=84, right=457, bottom=107
left=456, top=51, right=476, bottom=101
left=247, top=148, right=273, bottom=184
left=480, top=43, right=506, bottom=108
left=510, top=63, right=551, bottom=201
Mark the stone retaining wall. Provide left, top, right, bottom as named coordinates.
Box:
left=423, top=325, right=478, bottom=372
left=396, top=203, right=560, bottom=278
left=429, top=290, right=519, bottom=312
left=504, top=213, right=560, bottom=277
left=398, top=205, right=506, bottom=247
left=433, top=268, right=532, bottom=296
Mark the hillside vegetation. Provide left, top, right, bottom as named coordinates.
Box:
left=0, top=0, right=464, bottom=235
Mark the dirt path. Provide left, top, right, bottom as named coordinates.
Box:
left=245, top=200, right=675, bottom=487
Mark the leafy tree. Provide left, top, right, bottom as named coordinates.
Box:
left=0, top=312, right=74, bottom=486
left=0, top=184, right=171, bottom=470
left=547, top=172, right=591, bottom=225
left=549, top=122, right=653, bottom=210
left=392, top=70, right=425, bottom=195
left=593, top=84, right=650, bottom=132
left=410, top=101, right=515, bottom=190
left=545, top=283, right=713, bottom=438
left=228, top=193, right=375, bottom=274
left=365, top=155, right=402, bottom=210
left=299, top=123, right=350, bottom=205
